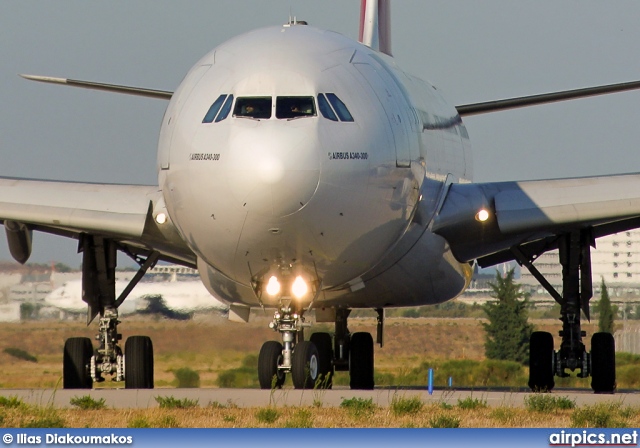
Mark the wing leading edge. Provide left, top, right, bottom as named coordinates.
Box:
left=432, top=173, right=640, bottom=266
left=0, top=177, right=195, bottom=267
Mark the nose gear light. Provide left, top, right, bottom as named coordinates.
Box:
left=292, top=275, right=308, bottom=299
left=266, top=276, right=281, bottom=296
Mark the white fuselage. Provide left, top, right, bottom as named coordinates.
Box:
left=158, top=25, right=473, bottom=309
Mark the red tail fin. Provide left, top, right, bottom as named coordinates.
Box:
left=358, top=0, right=392, bottom=56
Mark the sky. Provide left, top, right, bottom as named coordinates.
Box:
left=2, top=0, right=640, bottom=266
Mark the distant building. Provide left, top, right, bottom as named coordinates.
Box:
left=520, top=230, right=640, bottom=295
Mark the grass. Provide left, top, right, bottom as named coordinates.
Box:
left=340, top=397, right=377, bottom=418
left=524, top=394, right=575, bottom=412
left=570, top=402, right=631, bottom=428
left=457, top=396, right=488, bottom=410
left=173, top=367, right=200, bottom=388
left=155, top=396, right=199, bottom=409
left=429, top=414, right=461, bottom=428
left=70, top=395, right=107, bottom=410
left=390, top=395, right=424, bottom=416
left=0, top=399, right=634, bottom=427
left=255, top=407, right=279, bottom=424
left=0, top=396, right=25, bottom=409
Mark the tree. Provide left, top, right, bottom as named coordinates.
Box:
left=597, top=278, right=615, bottom=333
left=482, top=269, right=533, bottom=365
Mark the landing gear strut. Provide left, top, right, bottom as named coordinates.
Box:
left=62, top=235, right=157, bottom=389
left=258, top=305, right=377, bottom=389
left=514, top=230, right=616, bottom=393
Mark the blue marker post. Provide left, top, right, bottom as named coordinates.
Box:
left=428, top=368, right=434, bottom=395
left=448, top=376, right=453, bottom=388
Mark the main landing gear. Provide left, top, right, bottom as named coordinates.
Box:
left=258, top=306, right=381, bottom=389
left=514, top=230, right=616, bottom=394
left=62, top=235, right=157, bottom=389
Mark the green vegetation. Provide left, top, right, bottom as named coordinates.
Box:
left=524, top=394, right=575, bottom=412
left=390, top=301, right=485, bottom=319
left=283, top=409, right=313, bottom=428
left=597, top=278, right=616, bottom=333
left=340, top=397, right=376, bottom=418
left=429, top=414, right=461, bottom=428
left=216, top=354, right=259, bottom=388
left=155, top=415, right=180, bottom=428
left=255, top=407, right=280, bottom=424
left=373, top=359, right=528, bottom=388
left=155, top=396, right=199, bottom=409
left=0, top=396, right=25, bottom=408
left=390, top=395, right=423, bottom=416
left=20, top=408, right=65, bottom=428
left=457, top=396, right=487, bottom=410
left=483, top=270, right=533, bottom=365
left=127, top=416, right=151, bottom=428
left=70, top=395, right=107, bottom=410
left=571, top=402, right=631, bottom=428
left=3, top=348, right=37, bottom=363
left=173, top=367, right=200, bottom=388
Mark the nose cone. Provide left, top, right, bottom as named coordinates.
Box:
left=226, top=122, right=320, bottom=217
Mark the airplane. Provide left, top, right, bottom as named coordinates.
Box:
left=2, top=1, right=640, bottom=392
left=45, top=279, right=227, bottom=318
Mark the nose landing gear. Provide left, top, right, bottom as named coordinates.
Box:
left=257, top=305, right=377, bottom=389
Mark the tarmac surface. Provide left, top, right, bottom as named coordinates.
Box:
left=5, top=387, right=638, bottom=409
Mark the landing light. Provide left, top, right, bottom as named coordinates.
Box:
left=155, top=213, right=167, bottom=225
left=475, top=209, right=490, bottom=222
left=266, top=276, right=281, bottom=296
left=292, top=276, right=308, bottom=299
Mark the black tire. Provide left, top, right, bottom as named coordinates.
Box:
left=349, top=332, right=374, bottom=390
left=63, top=337, right=93, bottom=389
left=258, top=341, right=285, bottom=389
left=591, top=332, right=616, bottom=394
left=310, top=332, right=334, bottom=389
left=528, top=331, right=555, bottom=392
left=125, top=336, right=154, bottom=389
left=291, top=341, right=320, bottom=389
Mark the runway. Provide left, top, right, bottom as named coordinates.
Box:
left=6, top=388, right=639, bottom=409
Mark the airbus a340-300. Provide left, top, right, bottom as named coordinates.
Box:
left=4, top=1, right=640, bottom=392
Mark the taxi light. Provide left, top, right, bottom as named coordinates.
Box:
left=292, top=276, right=308, bottom=299
left=155, top=213, right=167, bottom=224
left=475, top=209, right=490, bottom=222
left=266, top=276, right=281, bottom=296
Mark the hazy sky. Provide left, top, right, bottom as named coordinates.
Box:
left=2, top=1, right=640, bottom=266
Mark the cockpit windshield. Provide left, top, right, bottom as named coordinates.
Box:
left=276, top=96, right=316, bottom=119
left=234, top=97, right=272, bottom=119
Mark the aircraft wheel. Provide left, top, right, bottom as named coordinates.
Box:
left=528, top=331, right=555, bottom=392
left=349, top=332, right=374, bottom=390
left=591, top=332, right=616, bottom=394
left=258, top=341, right=285, bottom=389
left=291, top=341, right=319, bottom=389
left=310, top=332, right=333, bottom=389
left=63, top=337, right=93, bottom=389
left=125, top=336, right=154, bottom=389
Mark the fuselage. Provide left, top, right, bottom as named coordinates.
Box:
left=158, top=24, right=473, bottom=309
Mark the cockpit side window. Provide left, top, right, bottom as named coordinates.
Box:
left=326, top=93, right=354, bottom=122
left=276, top=96, right=316, bottom=119
left=215, top=94, right=234, bottom=122
left=317, top=94, right=338, bottom=121
left=202, top=94, right=227, bottom=123
left=234, top=97, right=272, bottom=119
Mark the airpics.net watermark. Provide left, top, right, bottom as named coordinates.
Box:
left=3, top=433, right=133, bottom=445
left=549, top=430, right=638, bottom=447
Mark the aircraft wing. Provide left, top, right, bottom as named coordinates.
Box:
left=0, top=177, right=195, bottom=266
left=432, top=173, right=640, bottom=267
